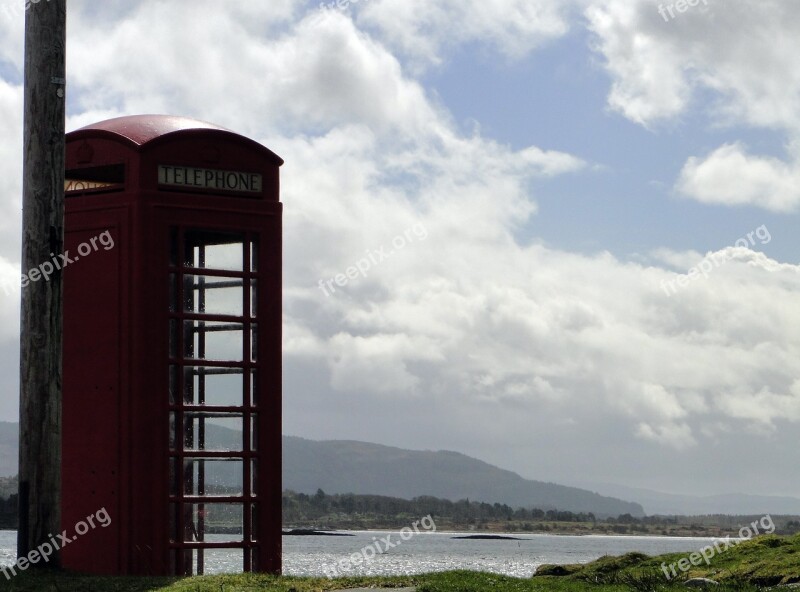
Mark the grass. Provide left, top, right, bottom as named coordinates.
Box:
left=535, top=533, right=800, bottom=587
left=0, top=571, right=606, bottom=592
left=2, top=534, right=799, bottom=591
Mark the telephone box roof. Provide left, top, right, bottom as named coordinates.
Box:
left=68, top=114, right=283, bottom=165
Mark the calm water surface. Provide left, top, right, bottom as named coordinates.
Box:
left=0, top=529, right=721, bottom=577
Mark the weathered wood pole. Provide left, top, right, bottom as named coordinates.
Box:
left=18, top=0, right=67, bottom=567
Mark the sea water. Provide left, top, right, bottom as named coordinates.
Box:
left=0, top=529, right=720, bottom=577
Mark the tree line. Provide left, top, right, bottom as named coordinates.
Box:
left=1, top=481, right=798, bottom=534
left=283, top=488, right=602, bottom=524
left=281, top=490, right=800, bottom=534
left=0, top=479, right=16, bottom=529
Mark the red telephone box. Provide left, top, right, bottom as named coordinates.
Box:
left=60, top=115, right=283, bottom=575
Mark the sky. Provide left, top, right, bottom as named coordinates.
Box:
left=0, top=0, right=799, bottom=499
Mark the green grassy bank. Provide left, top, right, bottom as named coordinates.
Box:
left=535, top=532, right=800, bottom=587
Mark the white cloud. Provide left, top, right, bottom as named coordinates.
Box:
left=677, top=142, right=800, bottom=212
left=636, top=421, right=696, bottom=450
left=0, top=79, right=23, bottom=308
left=66, top=6, right=441, bottom=138
left=291, top=205, right=800, bottom=450
left=649, top=247, right=706, bottom=271
left=328, top=332, right=441, bottom=394
left=586, top=0, right=800, bottom=130
left=2, top=0, right=800, bottom=494
left=586, top=0, right=694, bottom=126
left=716, top=384, right=800, bottom=429
left=358, top=0, right=576, bottom=70
left=586, top=0, right=800, bottom=211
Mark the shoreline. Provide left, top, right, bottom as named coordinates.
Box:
left=280, top=526, right=728, bottom=539
left=0, top=527, right=751, bottom=539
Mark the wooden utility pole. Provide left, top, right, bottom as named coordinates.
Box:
left=18, top=0, right=67, bottom=566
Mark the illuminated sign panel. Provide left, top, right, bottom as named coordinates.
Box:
left=65, top=179, right=117, bottom=192
left=158, top=165, right=262, bottom=193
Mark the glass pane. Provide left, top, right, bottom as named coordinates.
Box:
left=169, top=365, right=178, bottom=405
left=250, top=240, right=258, bottom=272
left=184, top=366, right=244, bottom=407
left=183, top=413, right=243, bottom=451
left=184, top=275, right=243, bottom=316
left=250, top=370, right=258, bottom=408
left=196, top=548, right=245, bottom=575
left=250, top=323, right=258, bottom=362
left=169, top=502, right=178, bottom=542
left=169, top=273, right=177, bottom=312
left=250, top=415, right=257, bottom=452
left=169, top=458, right=177, bottom=496
left=250, top=547, right=259, bottom=571
left=182, top=548, right=204, bottom=575
left=184, top=320, right=243, bottom=361
left=250, top=279, right=257, bottom=318
left=184, top=229, right=244, bottom=271
left=183, top=503, right=244, bottom=543
left=169, top=319, right=178, bottom=358
left=169, top=412, right=177, bottom=450
left=182, top=549, right=196, bottom=576
left=251, top=505, right=259, bottom=542
left=183, top=458, right=244, bottom=496
left=251, top=459, right=258, bottom=496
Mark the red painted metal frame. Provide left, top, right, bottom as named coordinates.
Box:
left=61, top=116, right=282, bottom=576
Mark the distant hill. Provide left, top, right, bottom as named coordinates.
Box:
left=0, top=422, right=642, bottom=517
left=283, top=435, right=644, bottom=518
left=2, top=413, right=797, bottom=516
left=571, top=482, right=800, bottom=516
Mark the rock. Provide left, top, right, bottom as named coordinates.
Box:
left=534, top=564, right=581, bottom=576
left=451, top=534, right=526, bottom=540
left=282, top=529, right=355, bottom=536
left=684, top=578, right=720, bottom=588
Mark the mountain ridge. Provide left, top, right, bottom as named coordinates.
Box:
left=5, top=421, right=794, bottom=516
left=0, top=422, right=642, bottom=517
left=283, top=435, right=644, bottom=518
